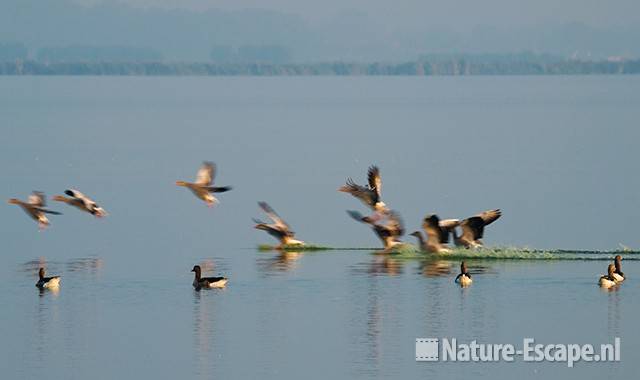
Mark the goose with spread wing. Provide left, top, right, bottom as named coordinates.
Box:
left=253, top=201, right=304, bottom=247
left=347, top=209, right=404, bottom=249
left=339, top=165, right=388, bottom=213
left=8, top=191, right=62, bottom=230
left=53, top=189, right=107, bottom=217
left=410, top=214, right=457, bottom=253
left=453, top=209, right=502, bottom=248
left=176, top=162, right=232, bottom=207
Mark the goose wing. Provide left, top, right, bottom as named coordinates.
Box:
left=254, top=220, right=289, bottom=240
left=258, top=202, right=292, bottom=231
left=438, top=219, right=460, bottom=244
left=346, top=210, right=378, bottom=224
left=460, top=216, right=484, bottom=241
left=65, top=189, right=94, bottom=207
left=367, top=166, right=382, bottom=199
left=196, top=162, right=215, bottom=186
left=28, top=191, right=46, bottom=207
left=385, top=210, right=404, bottom=237
left=339, top=178, right=378, bottom=209
left=478, top=209, right=502, bottom=226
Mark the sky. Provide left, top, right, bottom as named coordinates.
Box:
left=2, top=0, right=639, bottom=61
left=80, top=0, right=640, bottom=30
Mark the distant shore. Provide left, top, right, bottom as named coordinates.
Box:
left=1, top=59, right=639, bottom=76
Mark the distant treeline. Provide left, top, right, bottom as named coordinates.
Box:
left=1, top=60, right=639, bottom=76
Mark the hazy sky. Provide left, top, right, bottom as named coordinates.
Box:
left=80, top=0, right=640, bottom=30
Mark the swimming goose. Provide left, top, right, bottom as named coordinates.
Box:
left=191, top=265, right=227, bottom=289
left=454, top=261, right=472, bottom=286
left=176, top=162, right=232, bottom=207
left=36, top=268, right=61, bottom=289
left=411, top=215, right=453, bottom=253
left=253, top=201, right=304, bottom=247
left=453, top=209, right=502, bottom=248
left=347, top=209, right=404, bottom=249
left=8, top=192, right=62, bottom=229
left=599, top=264, right=619, bottom=288
left=612, top=255, right=625, bottom=282
left=52, top=189, right=107, bottom=217
left=339, top=166, right=388, bottom=213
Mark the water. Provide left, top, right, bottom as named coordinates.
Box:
left=0, top=76, right=639, bottom=379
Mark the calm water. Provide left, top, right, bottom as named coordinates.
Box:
left=1, top=76, right=639, bottom=379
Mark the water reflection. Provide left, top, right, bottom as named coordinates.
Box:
left=21, top=256, right=104, bottom=281
left=66, top=257, right=104, bottom=275
left=192, top=290, right=216, bottom=379
left=607, top=287, right=621, bottom=338
left=418, top=259, right=452, bottom=278
left=350, top=254, right=404, bottom=277
left=256, top=250, right=303, bottom=275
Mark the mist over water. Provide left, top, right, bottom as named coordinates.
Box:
left=0, top=76, right=639, bottom=379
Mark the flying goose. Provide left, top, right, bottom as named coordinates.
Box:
left=453, top=209, right=502, bottom=248
left=613, top=255, right=625, bottom=282
left=339, top=165, right=388, bottom=213
left=8, top=192, right=62, bottom=229
left=253, top=201, right=304, bottom=247
left=176, top=162, right=232, bottom=207
left=454, top=261, right=472, bottom=286
left=599, top=263, right=619, bottom=288
left=347, top=209, right=404, bottom=249
left=52, top=189, right=107, bottom=217
left=36, top=267, right=61, bottom=289
left=191, top=265, right=227, bottom=289
left=410, top=214, right=455, bottom=253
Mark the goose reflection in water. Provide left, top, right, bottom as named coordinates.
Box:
left=192, top=289, right=217, bottom=379
left=256, top=250, right=303, bottom=274
left=418, top=259, right=453, bottom=278
left=351, top=255, right=404, bottom=277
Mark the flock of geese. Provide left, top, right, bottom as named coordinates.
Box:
left=10, top=163, right=627, bottom=290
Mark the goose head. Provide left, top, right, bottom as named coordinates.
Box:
left=607, top=263, right=615, bottom=278
left=175, top=181, right=188, bottom=187
left=191, top=265, right=201, bottom=274
left=38, top=267, right=45, bottom=279
left=614, top=255, right=622, bottom=270
left=52, top=195, right=67, bottom=202
left=460, top=261, right=468, bottom=274
left=8, top=198, right=20, bottom=205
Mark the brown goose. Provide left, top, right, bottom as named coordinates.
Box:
left=613, top=255, right=625, bottom=282
left=36, top=267, right=61, bottom=289
left=253, top=202, right=304, bottom=247
left=347, top=209, right=404, bottom=249
left=8, top=192, right=62, bottom=230
left=339, top=165, right=388, bottom=213
left=176, top=162, right=232, bottom=207
left=599, top=264, right=618, bottom=288
left=410, top=214, right=456, bottom=253
left=453, top=209, right=502, bottom=248
left=53, top=189, right=107, bottom=217
left=191, top=265, right=227, bottom=289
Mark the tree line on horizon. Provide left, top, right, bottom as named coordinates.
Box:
left=1, top=59, right=639, bottom=76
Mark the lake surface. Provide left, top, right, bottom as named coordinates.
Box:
left=0, top=76, right=639, bottom=379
